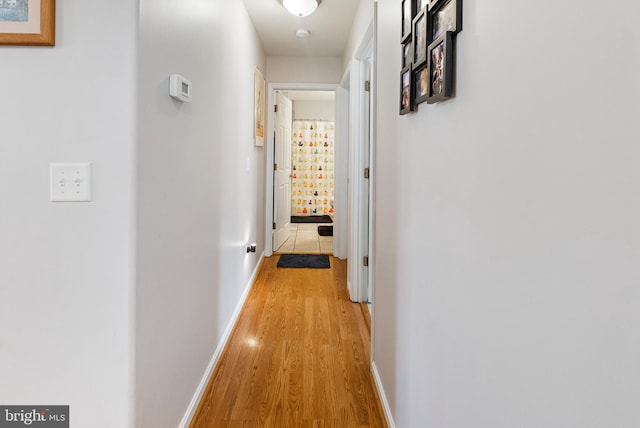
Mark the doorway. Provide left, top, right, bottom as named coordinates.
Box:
left=265, top=84, right=344, bottom=257
left=346, top=15, right=375, bottom=305
left=277, top=90, right=336, bottom=253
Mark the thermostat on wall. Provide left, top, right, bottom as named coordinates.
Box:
left=169, top=74, right=192, bottom=102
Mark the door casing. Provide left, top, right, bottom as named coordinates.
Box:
left=264, top=83, right=342, bottom=257
left=346, top=15, right=376, bottom=304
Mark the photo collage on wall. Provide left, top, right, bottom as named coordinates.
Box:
left=400, top=0, right=462, bottom=114
left=291, top=121, right=335, bottom=216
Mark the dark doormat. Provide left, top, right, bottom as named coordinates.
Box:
left=318, top=225, right=333, bottom=236
left=277, top=254, right=331, bottom=268
left=291, top=215, right=333, bottom=224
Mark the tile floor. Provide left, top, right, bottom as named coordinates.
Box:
left=275, top=223, right=333, bottom=253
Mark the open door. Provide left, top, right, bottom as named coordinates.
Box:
left=273, top=92, right=293, bottom=251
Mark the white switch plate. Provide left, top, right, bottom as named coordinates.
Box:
left=50, top=163, right=92, bottom=202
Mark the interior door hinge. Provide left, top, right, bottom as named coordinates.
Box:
left=364, top=80, right=371, bottom=92
left=274, top=163, right=278, bottom=171
left=273, top=222, right=276, bottom=230
left=364, top=167, right=370, bottom=179
left=274, top=104, right=279, bottom=112
left=363, top=256, right=369, bottom=267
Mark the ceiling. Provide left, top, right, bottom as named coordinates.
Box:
left=242, top=0, right=360, bottom=57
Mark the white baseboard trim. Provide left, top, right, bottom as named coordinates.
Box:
left=178, top=252, right=265, bottom=428
left=371, top=361, right=396, bottom=428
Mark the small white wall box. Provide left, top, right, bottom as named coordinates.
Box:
left=169, top=74, right=192, bottom=102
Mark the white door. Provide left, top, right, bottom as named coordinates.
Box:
left=273, top=92, right=293, bottom=251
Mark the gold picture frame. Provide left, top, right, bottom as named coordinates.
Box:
left=254, top=67, right=265, bottom=147
left=0, top=0, right=55, bottom=46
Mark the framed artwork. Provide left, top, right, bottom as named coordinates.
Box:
left=400, top=65, right=415, bottom=115
left=412, top=9, right=428, bottom=67
left=414, top=64, right=429, bottom=105
left=254, top=67, right=265, bottom=147
left=400, top=0, right=415, bottom=43
left=430, top=0, right=462, bottom=40
left=0, top=0, right=55, bottom=46
left=427, top=32, right=453, bottom=103
left=402, top=39, right=412, bottom=68
left=399, top=0, right=460, bottom=113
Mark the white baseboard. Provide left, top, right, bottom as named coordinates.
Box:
left=371, top=361, right=396, bottom=428
left=178, top=252, right=265, bottom=428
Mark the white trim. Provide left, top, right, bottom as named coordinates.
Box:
left=265, top=83, right=340, bottom=257
left=334, top=76, right=350, bottom=260
left=372, top=361, right=396, bottom=428
left=348, top=15, right=375, bottom=303
left=347, top=51, right=363, bottom=301
left=178, top=252, right=265, bottom=428
left=369, top=0, right=379, bottom=362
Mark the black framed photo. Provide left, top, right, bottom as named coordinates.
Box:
left=430, top=0, right=462, bottom=40
left=401, top=0, right=416, bottom=42
left=402, top=39, right=412, bottom=68
left=414, top=64, right=429, bottom=105
left=427, top=32, right=453, bottom=103
left=400, top=65, right=415, bottom=114
left=412, top=10, right=428, bottom=67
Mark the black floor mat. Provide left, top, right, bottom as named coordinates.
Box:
left=277, top=254, right=331, bottom=268
left=318, top=226, right=333, bottom=236
left=291, top=215, right=333, bottom=224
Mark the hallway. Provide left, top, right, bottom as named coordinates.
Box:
left=4, top=1, right=639, bottom=427
left=190, top=256, right=386, bottom=427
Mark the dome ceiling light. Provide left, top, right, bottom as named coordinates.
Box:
left=282, top=0, right=322, bottom=17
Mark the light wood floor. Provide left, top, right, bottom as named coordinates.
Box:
left=190, top=255, right=387, bottom=428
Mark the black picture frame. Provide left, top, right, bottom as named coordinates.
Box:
left=400, top=65, right=415, bottom=114
left=401, top=0, right=416, bottom=42
left=414, top=64, right=429, bottom=105
left=427, top=31, right=453, bottom=104
left=412, top=9, right=428, bottom=67
left=402, top=39, right=413, bottom=69
left=417, top=0, right=429, bottom=11
left=429, top=0, right=462, bottom=40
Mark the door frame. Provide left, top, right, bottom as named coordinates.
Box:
left=346, top=14, right=376, bottom=304
left=265, top=83, right=342, bottom=257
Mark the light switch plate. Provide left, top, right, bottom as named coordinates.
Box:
left=50, top=163, right=92, bottom=202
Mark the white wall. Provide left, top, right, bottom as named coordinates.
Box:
left=136, top=0, right=265, bottom=426
left=350, top=0, right=640, bottom=427
left=343, top=0, right=375, bottom=70
left=267, top=56, right=343, bottom=83
left=0, top=1, right=136, bottom=427
left=293, top=100, right=335, bottom=120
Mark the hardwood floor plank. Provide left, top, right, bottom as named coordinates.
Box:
left=190, top=256, right=387, bottom=427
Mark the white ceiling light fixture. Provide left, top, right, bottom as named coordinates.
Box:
left=283, top=0, right=321, bottom=17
